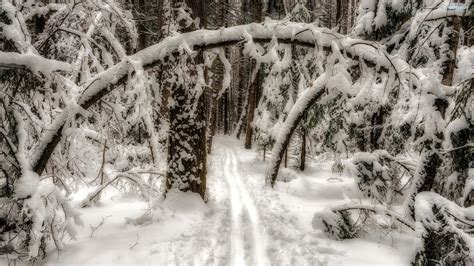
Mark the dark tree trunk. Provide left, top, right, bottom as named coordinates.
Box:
left=156, top=0, right=164, bottom=38
left=242, top=0, right=263, bottom=148
left=33, top=0, right=48, bottom=35
left=137, top=0, right=147, bottom=50
left=369, top=106, right=387, bottom=151
left=263, top=145, right=266, bottom=162
left=33, top=15, right=46, bottom=35
left=334, top=0, right=349, bottom=33
left=235, top=92, right=248, bottom=139
left=299, top=131, right=306, bottom=171
left=235, top=48, right=248, bottom=139
left=206, top=0, right=227, bottom=150
left=166, top=0, right=209, bottom=200
left=166, top=63, right=207, bottom=199
left=442, top=16, right=462, bottom=86
left=448, top=127, right=470, bottom=206
left=185, top=0, right=208, bottom=23
left=336, top=0, right=342, bottom=29
left=244, top=67, right=259, bottom=149
left=223, top=91, right=229, bottom=134
left=207, top=94, right=218, bottom=153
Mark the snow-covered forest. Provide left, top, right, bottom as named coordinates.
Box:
left=0, top=0, right=472, bottom=264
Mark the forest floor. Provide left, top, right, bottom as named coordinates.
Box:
left=42, top=136, right=415, bottom=265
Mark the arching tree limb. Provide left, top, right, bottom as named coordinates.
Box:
left=266, top=73, right=328, bottom=186
left=30, top=22, right=402, bottom=176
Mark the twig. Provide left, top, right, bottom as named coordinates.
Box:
left=89, top=215, right=112, bottom=238
left=129, top=234, right=139, bottom=250
left=91, top=140, right=108, bottom=184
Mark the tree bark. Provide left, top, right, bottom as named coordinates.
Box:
left=166, top=0, right=209, bottom=199
left=244, top=66, right=260, bottom=149
left=299, top=131, right=306, bottom=171
left=442, top=16, right=462, bottom=86
left=137, top=0, right=147, bottom=51
left=242, top=0, right=263, bottom=148
left=166, top=57, right=207, bottom=199
left=223, top=91, right=229, bottom=134
left=207, top=94, right=218, bottom=153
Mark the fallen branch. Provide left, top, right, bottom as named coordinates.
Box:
left=330, top=204, right=415, bottom=231
left=80, top=169, right=163, bottom=208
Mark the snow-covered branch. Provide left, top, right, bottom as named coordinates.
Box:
left=32, top=21, right=405, bottom=176
left=0, top=51, right=72, bottom=74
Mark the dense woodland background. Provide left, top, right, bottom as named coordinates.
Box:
left=0, top=0, right=473, bottom=264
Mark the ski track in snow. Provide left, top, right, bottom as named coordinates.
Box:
left=224, top=149, right=246, bottom=265
left=167, top=138, right=332, bottom=266
left=224, top=148, right=269, bottom=266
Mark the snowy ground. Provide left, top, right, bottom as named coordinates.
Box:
left=40, top=136, right=415, bottom=265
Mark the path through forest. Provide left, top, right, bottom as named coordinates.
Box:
left=223, top=146, right=268, bottom=265
left=171, top=137, right=343, bottom=265
left=42, top=136, right=413, bottom=266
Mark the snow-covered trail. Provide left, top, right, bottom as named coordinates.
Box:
left=213, top=138, right=330, bottom=265
left=223, top=147, right=269, bottom=266
left=39, top=136, right=414, bottom=266
left=223, top=148, right=246, bottom=265
left=157, top=139, right=275, bottom=265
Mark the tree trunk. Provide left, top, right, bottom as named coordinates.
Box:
left=263, top=145, right=266, bottom=162
left=33, top=0, right=48, bottom=35
left=166, top=0, right=209, bottom=200
left=244, top=64, right=262, bottom=149
left=299, top=131, right=306, bottom=171
left=235, top=91, right=248, bottom=139
left=369, top=106, right=387, bottom=151
left=138, top=0, right=147, bottom=50
left=242, top=0, right=263, bottom=148
left=336, top=0, right=342, bottom=31
left=207, top=94, right=218, bottom=153
left=166, top=64, right=207, bottom=199
left=448, top=126, right=470, bottom=206
left=223, top=91, right=229, bottom=134
left=442, top=16, right=462, bottom=86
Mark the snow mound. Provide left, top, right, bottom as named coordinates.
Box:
left=163, top=190, right=209, bottom=214
left=277, top=168, right=299, bottom=182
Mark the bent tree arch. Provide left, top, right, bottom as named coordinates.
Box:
left=264, top=43, right=415, bottom=187
left=25, top=21, right=402, bottom=196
